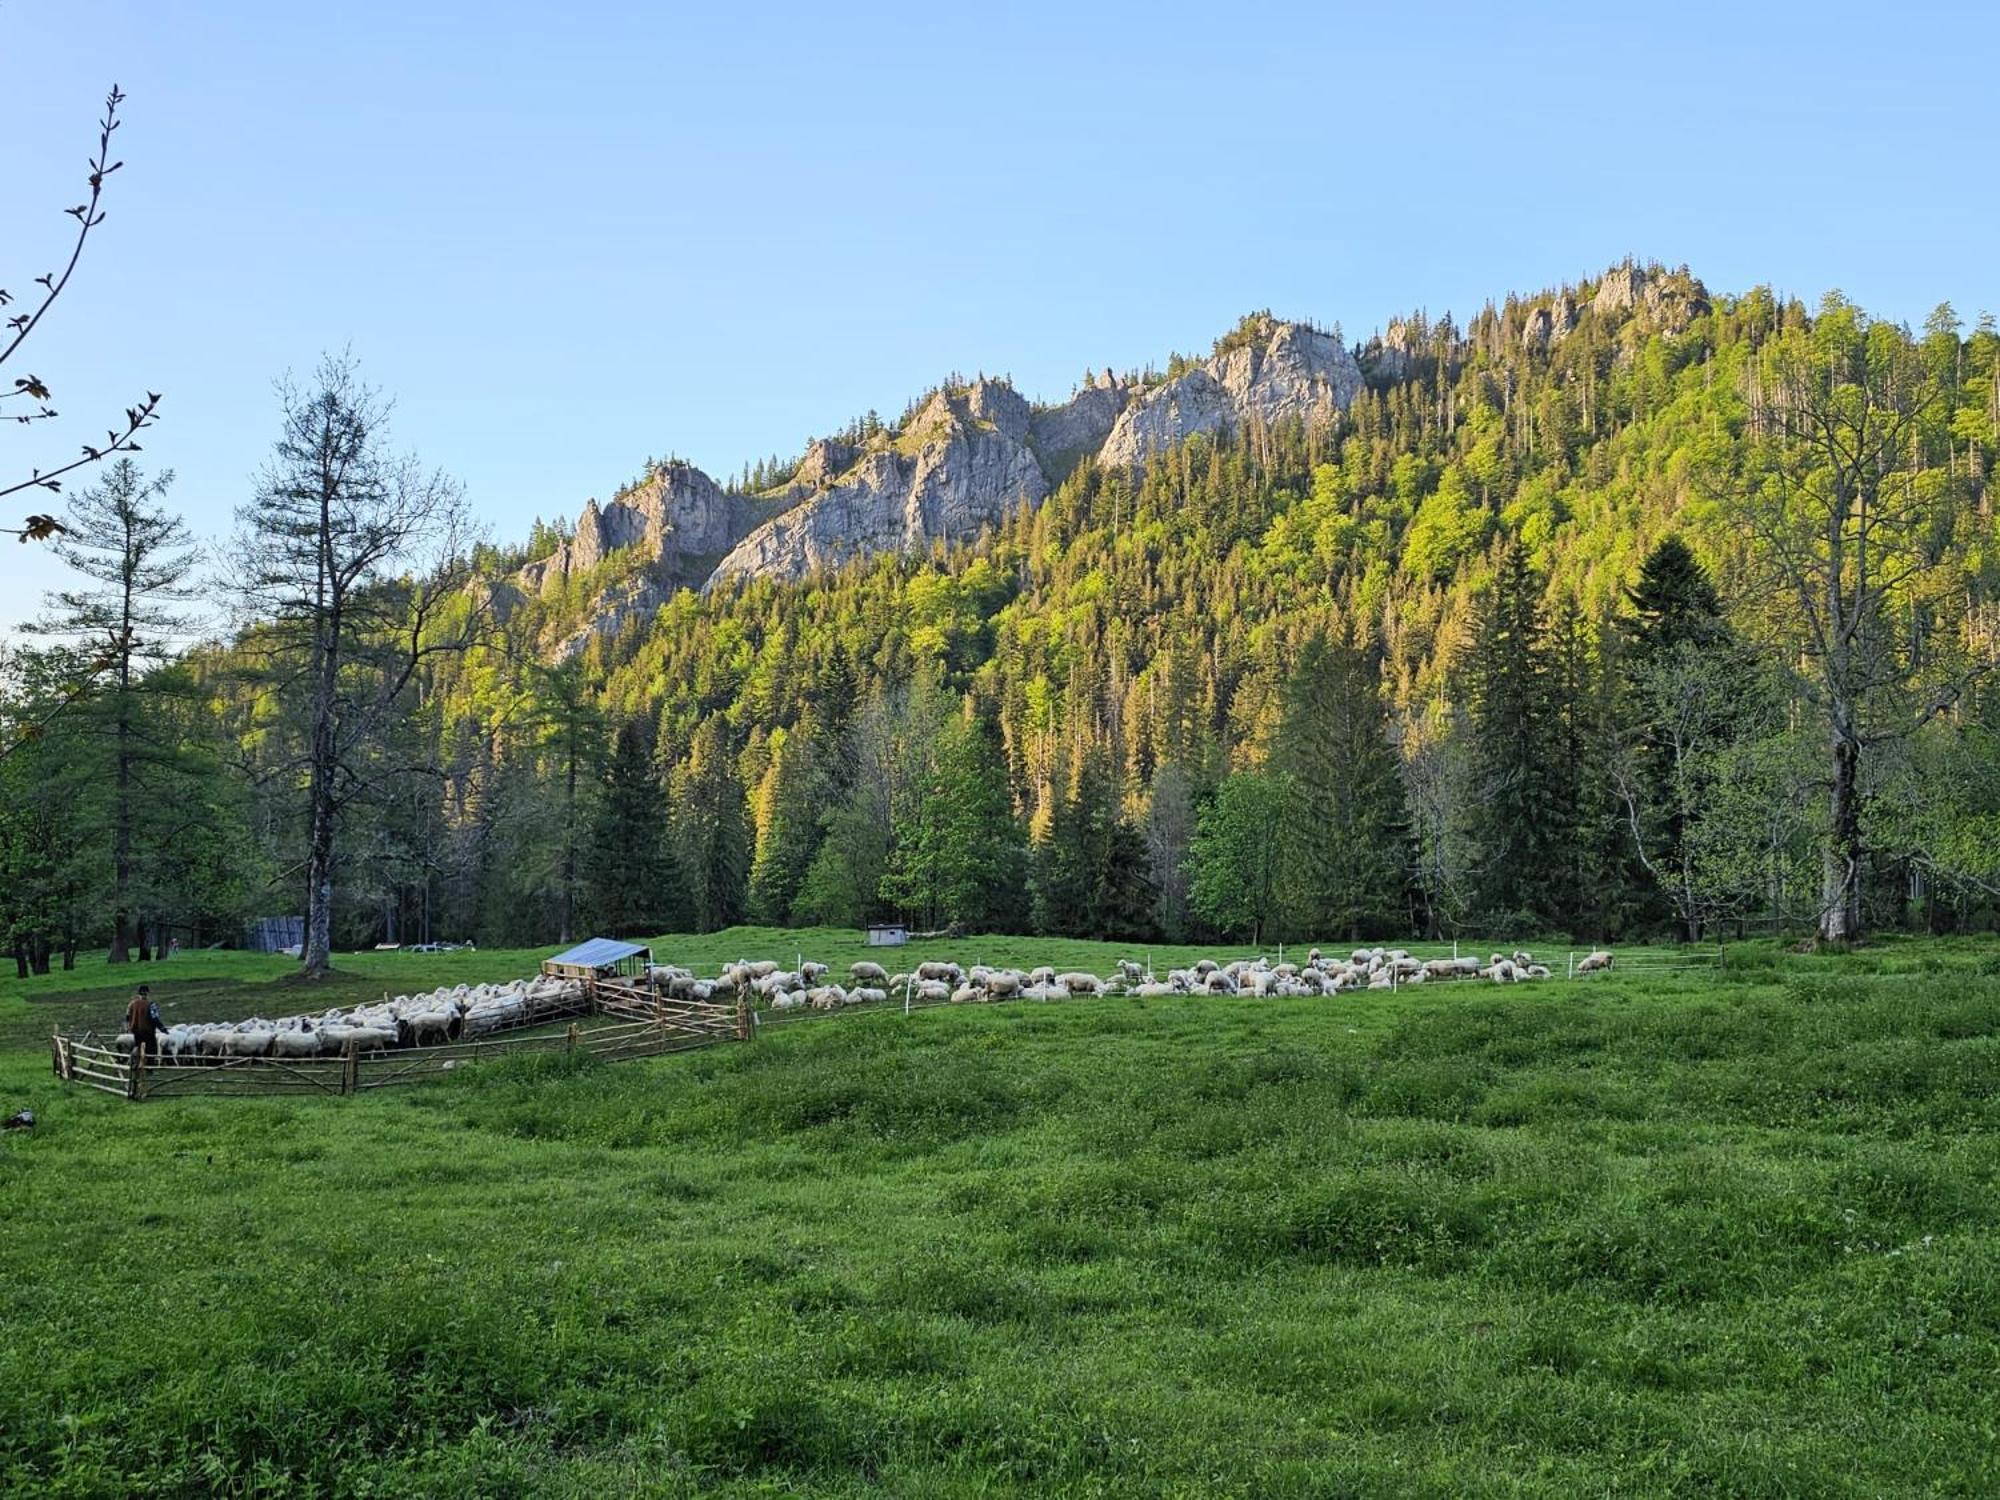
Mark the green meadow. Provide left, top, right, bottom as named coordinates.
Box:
left=2, top=933, right=1996, bottom=1496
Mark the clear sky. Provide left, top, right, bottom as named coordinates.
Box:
left=4, top=1, right=1996, bottom=632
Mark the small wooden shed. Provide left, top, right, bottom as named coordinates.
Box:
left=866, top=924, right=909, bottom=947
left=542, top=937, right=654, bottom=982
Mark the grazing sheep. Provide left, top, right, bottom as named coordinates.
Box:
left=916, top=961, right=962, bottom=984
left=1115, top=959, right=1144, bottom=983
left=800, top=961, right=830, bottom=984
left=950, top=985, right=983, bottom=1004
left=1577, top=949, right=1615, bottom=974
left=850, top=961, right=888, bottom=984
left=1132, top=982, right=1176, bottom=997
left=848, top=987, right=887, bottom=1006
left=985, top=970, right=1022, bottom=997
left=914, top=979, right=951, bottom=1004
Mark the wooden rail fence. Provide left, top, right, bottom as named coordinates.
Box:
left=51, top=979, right=746, bottom=1102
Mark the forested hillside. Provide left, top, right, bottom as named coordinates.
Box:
left=7, top=262, right=1999, bottom=968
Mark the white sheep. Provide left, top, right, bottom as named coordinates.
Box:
left=850, top=961, right=889, bottom=984
left=1577, top=950, right=1615, bottom=974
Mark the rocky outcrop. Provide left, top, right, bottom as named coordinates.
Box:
left=706, top=379, right=1047, bottom=588
left=1591, top=263, right=1710, bottom=333
left=1099, top=318, right=1363, bottom=470
left=511, top=315, right=1373, bottom=637
left=517, top=461, right=761, bottom=601
left=1029, top=371, right=1129, bottom=477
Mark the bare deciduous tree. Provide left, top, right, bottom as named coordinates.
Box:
left=1724, top=301, right=1993, bottom=943
left=233, top=353, right=483, bottom=977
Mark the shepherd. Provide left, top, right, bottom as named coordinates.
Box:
left=125, top=984, right=162, bottom=1062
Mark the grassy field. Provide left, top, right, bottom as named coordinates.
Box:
left=2, top=930, right=1997, bottom=1495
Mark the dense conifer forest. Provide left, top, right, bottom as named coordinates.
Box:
left=8, top=267, right=2000, bottom=965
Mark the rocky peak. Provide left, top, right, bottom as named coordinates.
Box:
left=1099, top=316, right=1362, bottom=470
left=1592, top=262, right=1711, bottom=333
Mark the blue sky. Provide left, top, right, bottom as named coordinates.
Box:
left=4, top=1, right=1996, bottom=630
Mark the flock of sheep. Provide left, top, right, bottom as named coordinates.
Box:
left=121, top=976, right=586, bottom=1060
left=654, top=946, right=1616, bottom=1015
left=113, top=943, right=1617, bottom=1063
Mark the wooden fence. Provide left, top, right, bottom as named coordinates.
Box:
left=52, top=1014, right=736, bottom=1102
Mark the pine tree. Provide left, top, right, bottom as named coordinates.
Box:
left=746, top=724, right=821, bottom=925
left=584, top=719, right=682, bottom=936
left=1466, top=544, right=1566, bottom=927
left=33, top=459, right=199, bottom=961
left=669, top=716, right=749, bottom=932
left=1031, top=743, right=1152, bottom=939
left=1272, top=627, right=1409, bottom=941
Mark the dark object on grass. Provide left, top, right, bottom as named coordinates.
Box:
left=3, top=1109, right=34, bottom=1131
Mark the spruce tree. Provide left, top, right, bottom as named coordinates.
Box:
left=1466, top=544, right=1565, bottom=927
left=746, top=723, right=821, bottom=925
left=1273, top=627, right=1410, bottom=941
left=669, top=716, right=749, bottom=932
left=584, top=719, right=682, bottom=936
left=33, top=459, right=199, bottom=961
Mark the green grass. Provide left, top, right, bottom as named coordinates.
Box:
left=2, top=931, right=1997, bottom=1495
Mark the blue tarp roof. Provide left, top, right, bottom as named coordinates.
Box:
left=547, top=937, right=650, bottom=969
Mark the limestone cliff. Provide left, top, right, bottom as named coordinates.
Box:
left=512, top=314, right=1368, bottom=646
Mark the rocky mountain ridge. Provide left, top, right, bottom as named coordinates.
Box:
left=506, top=264, right=1707, bottom=651
left=506, top=312, right=1366, bottom=644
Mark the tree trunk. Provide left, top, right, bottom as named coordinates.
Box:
left=108, top=627, right=134, bottom=964
left=12, top=944, right=26, bottom=980
left=301, top=621, right=341, bottom=977
left=303, top=785, right=337, bottom=976
left=1820, top=725, right=1864, bottom=943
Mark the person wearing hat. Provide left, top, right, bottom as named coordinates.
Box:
left=125, top=984, right=163, bottom=1061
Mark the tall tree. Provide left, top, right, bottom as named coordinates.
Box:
left=1616, top=538, right=1750, bottom=938
left=881, top=708, right=1025, bottom=931
left=1189, top=771, right=1288, bottom=944
left=232, top=353, right=478, bottom=976
left=669, top=716, right=749, bottom=932
left=1726, top=302, right=1985, bottom=942
left=32, top=459, right=196, bottom=960
left=1272, top=627, right=1409, bottom=940
left=1465, top=544, right=1566, bottom=927
left=584, top=718, right=680, bottom=936
left=747, top=722, right=823, bottom=926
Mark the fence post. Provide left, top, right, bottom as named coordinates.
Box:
left=343, top=1043, right=360, bottom=1095
left=736, top=996, right=750, bottom=1042
left=566, top=1022, right=579, bottom=1055
left=127, top=1045, right=144, bottom=1101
